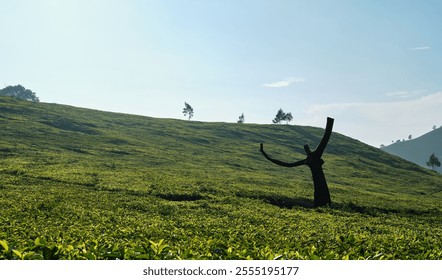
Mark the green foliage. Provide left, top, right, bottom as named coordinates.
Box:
left=0, top=97, right=441, bottom=260
left=272, top=109, right=292, bottom=124
left=272, top=108, right=285, bottom=124
left=0, top=85, right=39, bottom=102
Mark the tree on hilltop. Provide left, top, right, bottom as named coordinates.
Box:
left=237, top=113, right=245, bottom=124
left=272, top=109, right=293, bottom=124
left=284, top=112, right=293, bottom=124
left=272, top=109, right=285, bottom=124
left=182, top=102, right=194, bottom=120
left=0, top=85, right=39, bottom=102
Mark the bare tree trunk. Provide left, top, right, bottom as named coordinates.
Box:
left=260, top=117, right=334, bottom=207
left=308, top=162, right=331, bottom=207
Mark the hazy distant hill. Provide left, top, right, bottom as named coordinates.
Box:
left=381, top=127, right=442, bottom=173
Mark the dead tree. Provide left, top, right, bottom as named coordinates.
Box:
left=260, top=117, right=334, bottom=207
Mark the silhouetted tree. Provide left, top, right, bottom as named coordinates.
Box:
left=284, top=112, right=293, bottom=124
left=272, top=109, right=285, bottom=124
left=408, top=135, right=412, bottom=140
left=272, top=109, right=292, bottom=124
left=260, top=117, right=334, bottom=207
left=182, top=102, right=194, bottom=120
left=426, top=153, right=441, bottom=171
left=237, top=113, right=245, bottom=124
left=0, top=85, right=39, bottom=102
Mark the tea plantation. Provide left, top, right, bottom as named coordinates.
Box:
left=0, top=97, right=441, bottom=259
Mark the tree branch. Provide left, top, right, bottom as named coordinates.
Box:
left=260, top=143, right=306, bottom=167
left=314, top=117, right=334, bottom=157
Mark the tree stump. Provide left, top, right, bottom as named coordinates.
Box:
left=260, top=117, right=334, bottom=207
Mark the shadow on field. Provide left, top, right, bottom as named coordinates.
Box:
left=154, top=193, right=204, bottom=202
left=236, top=192, right=314, bottom=208
left=236, top=190, right=441, bottom=217
left=263, top=196, right=314, bottom=209
left=330, top=202, right=440, bottom=217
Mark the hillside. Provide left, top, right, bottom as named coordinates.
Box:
left=0, top=96, right=441, bottom=260
left=381, top=128, right=442, bottom=173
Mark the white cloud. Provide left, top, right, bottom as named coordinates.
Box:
left=262, top=77, right=304, bottom=88
left=385, top=89, right=428, bottom=98
left=385, top=91, right=410, bottom=98
left=299, top=92, right=442, bottom=147
left=409, top=46, right=431, bottom=50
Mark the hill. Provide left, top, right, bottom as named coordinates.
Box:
left=381, top=128, right=442, bottom=173
left=0, top=96, right=441, bottom=260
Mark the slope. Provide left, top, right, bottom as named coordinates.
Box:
left=382, top=127, right=442, bottom=173
left=1, top=97, right=441, bottom=260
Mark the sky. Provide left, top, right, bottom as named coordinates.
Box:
left=1, top=0, right=441, bottom=147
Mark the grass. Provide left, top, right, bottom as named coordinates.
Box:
left=0, top=96, right=441, bottom=259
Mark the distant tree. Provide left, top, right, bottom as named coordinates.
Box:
left=283, top=112, right=293, bottom=124
left=182, top=102, right=194, bottom=120
left=380, top=144, right=385, bottom=148
left=272, top=109, right=292, bottom=124
left=0, top=85, right=39, bottom=102
left=433, top=125, right=437, bottom=130
left=426, top=153, right=441, bottom=171
left=408, top=135, right=412, bottom=140
left=237, top=113, right=245, bottom=124
left=272, top=109, right=285, bottom=124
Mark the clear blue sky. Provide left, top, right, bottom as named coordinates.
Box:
left=1, top=0, right=441, bottom=147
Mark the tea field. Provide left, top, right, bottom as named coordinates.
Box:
left=0, top=97, right=441, bottom=259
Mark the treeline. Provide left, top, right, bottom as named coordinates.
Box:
left=1, top=85, right=295, bottom=125
left=182, top=102, right=293, bottom=125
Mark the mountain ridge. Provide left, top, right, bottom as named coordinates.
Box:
left=381, top=126, right=442, bottom=173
